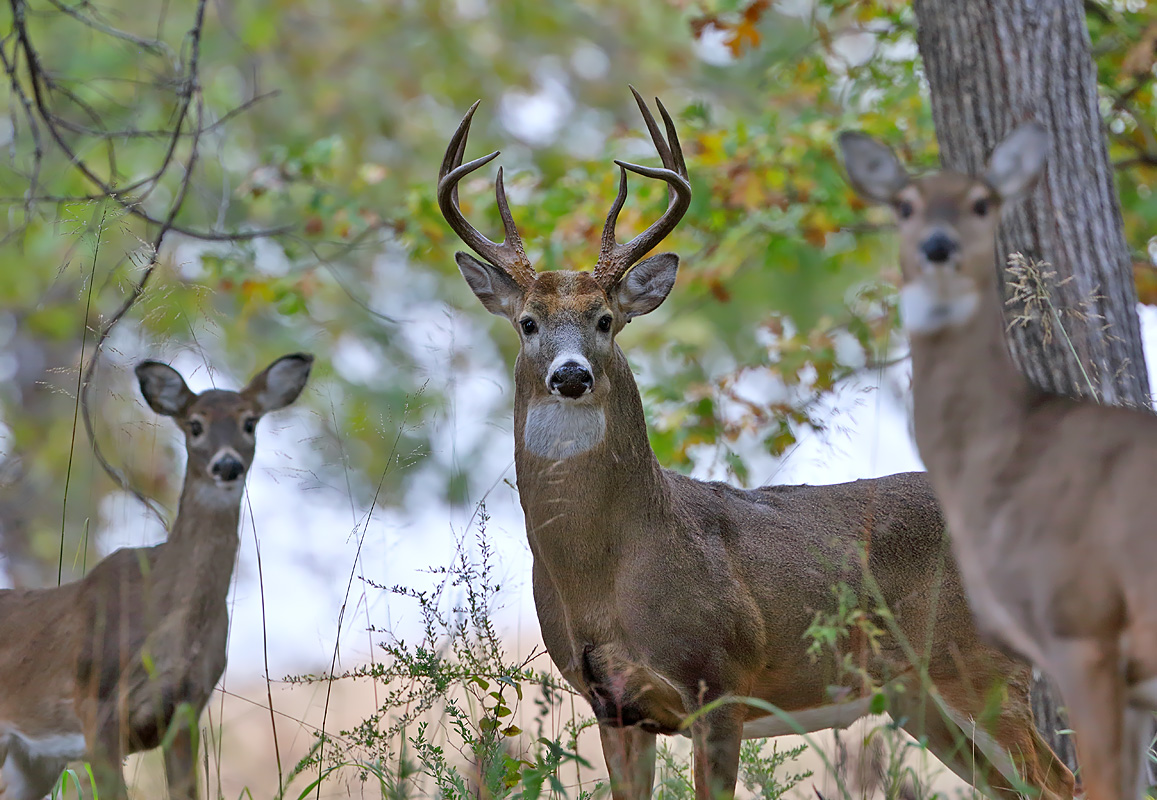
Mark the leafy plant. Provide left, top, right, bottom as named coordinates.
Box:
left=286, top=509, right=594, bottom=798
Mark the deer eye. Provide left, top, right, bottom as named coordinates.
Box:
left=972, top=197, right=989, bottom=217
left=895, top=200, right=914, bottom=220
left=597, top=315, right=613, bottom=333
left=520, top=318, right=538, bottom=335
left=188, top=420, right=204, bottom=437
left=243, top=417, right=258, bottom=435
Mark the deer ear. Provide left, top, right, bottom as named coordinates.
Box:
left=613, top=253, right=679, bottom=319
left=136, top=361, right=196, bottom=417
left=243, top=353, right=313, bottom=413
left=985, top=122, right=1048, bottom=201
left=456, top=252, right=525, bottom=319
left=838, top=131, right=910, bottom=203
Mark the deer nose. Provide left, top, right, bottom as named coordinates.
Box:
left=210, top=453, right=245, bottom=483
left=920, top=231, right=959, bottom=264
left=549, top=361, right=594, bottom=399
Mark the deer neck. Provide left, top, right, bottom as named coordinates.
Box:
left=513, top=345, right=666, bottom=568
left=154, top=475, right=244, bottom=614
left=908, top=272, right=1034, bottom=491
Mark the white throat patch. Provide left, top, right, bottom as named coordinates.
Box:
left=192, top=479, right=246, bottom=507
left=899, top=278, right=980, bottom=335
left=524, top=401, right=606, bottom=460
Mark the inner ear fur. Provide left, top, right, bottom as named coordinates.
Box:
left=613, top=253, right=679, bottom=320
left=135, top=361, right=196, bottom=418
left=838, top=131, right=910, bottom=204
left=243, top=353, right=313, bottom=413
left=985, top=122, right=1049, bottom=201
left=456, top=252, right=526, bottom=319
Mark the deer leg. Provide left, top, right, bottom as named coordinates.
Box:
left=163, top=720, right=199, bottom=800
left=887, top=684, right=1021, bottom=799
left=1120, top=705, right=1154, bottom=800
left=0, top=736, right=69, bottom=800
left=89, top=720, right=129, bottom=800
left=690, top=704, right=742, bottom=800
left=598, top=724, right=655, bottom=800
left=929, top=669, right=1075, bottom=800
left=1047, top=638, right=1125, bottom=800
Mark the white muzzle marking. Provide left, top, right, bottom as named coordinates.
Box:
left=899, top=274, right=980, bottom=336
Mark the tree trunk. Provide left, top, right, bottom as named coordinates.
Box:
left=912, top=0, right=1151, bottom=777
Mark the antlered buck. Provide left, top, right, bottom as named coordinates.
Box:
left=438, top=88, right=1074, bottom=799
left=840, top=124, right=1157, bottom=800
left=0, top=353, right=312, bottom=799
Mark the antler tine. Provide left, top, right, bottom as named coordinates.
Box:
left=593, top=89, right=692, bottom=288
left=655, top=97, right=687, bottom=184
left=440, top=100, right=481, bottom=212
left=629, top=85, right=675, bottom=171
left=599, top=166, right=631, bottom=262
left=444, top=104, right=474, bottom=209
left=437, top=102, right=536, bottom=288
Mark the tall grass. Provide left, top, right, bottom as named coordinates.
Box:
left=274, top=506, right=822, bottom=800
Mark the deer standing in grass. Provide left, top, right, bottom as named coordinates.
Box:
left=0, top=353, right=312, bottom=800
left=840, top=124, right=1157, bottom=800
left=438, top=88, right=1074, bottom=800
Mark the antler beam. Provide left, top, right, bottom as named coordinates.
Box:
left=437, top=101, right=537, bottom=289
left=593, top=86, right=692, bottom=289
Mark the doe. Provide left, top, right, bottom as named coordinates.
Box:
left=0, top=353, right=312, bottom=800
left=840, top=123, right=1157, bottom=800
left=439, top=89, right=1074, bottom=800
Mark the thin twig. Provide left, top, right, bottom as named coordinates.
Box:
left=8, top=0, right=290, bottom=241
left=59, top=201, right=107, bottom=585
left=76, top=0, right=212, bottom=528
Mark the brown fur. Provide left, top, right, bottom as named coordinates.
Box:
left=0, top=354, right=310, bottom=800
left=468, top=264, right=1073, bottom=800
left=841, top=125, right=1155, bottom=800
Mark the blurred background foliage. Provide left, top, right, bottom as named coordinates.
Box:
left=1, top=0, right=1155, bottom=581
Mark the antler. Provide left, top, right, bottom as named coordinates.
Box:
left=437, top=101, right=537, bottom=289
left=592, top=86, right=692, bottom=289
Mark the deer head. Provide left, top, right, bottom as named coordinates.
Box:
left=438, top=88, right=690, bottom=416
left=838, top=124, right=1048, bottom=336
left=135, top=353, right=313, bottom=497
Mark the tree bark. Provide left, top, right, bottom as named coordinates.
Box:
left=912, top=0, right=1151, bottom=777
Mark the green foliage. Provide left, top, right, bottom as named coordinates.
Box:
left=2, top=2, right=1153, bottom=797
left=3, top=0, right=1155, bottom=570
left=285, top=510, right=597, bottom=798
left=279, top=509, right=820, bottom=798
left=804, top=580, right=886, bottom=674
left=739, top=740, right=813, bottom=800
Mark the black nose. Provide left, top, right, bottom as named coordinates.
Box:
left=920, top=231, right=959, bottom=263
left=211, top=454, right=245, bottom=482
left=549, top=362, right=594, bottom=399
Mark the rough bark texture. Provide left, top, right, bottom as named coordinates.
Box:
left=913, top=0, right=1148, bottom=405
left=912, top=0, right=1151, bottom=775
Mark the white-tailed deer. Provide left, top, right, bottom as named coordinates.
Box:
left=0, top=353, right=312, bottom=800
left=840, top=124, right=1157, bottom=800
left=439, top=88, right=1075, bottom=799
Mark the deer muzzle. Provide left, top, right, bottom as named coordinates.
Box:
left=920, top=229, right=959, bottom=266
left=549, top=360, right=594, bottom=399
left=210, top=451, right=246, bottom=483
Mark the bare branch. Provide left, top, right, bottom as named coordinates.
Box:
left=8, top=0, right=290, bottom=241
left=44, top=0, right=175, bottom=59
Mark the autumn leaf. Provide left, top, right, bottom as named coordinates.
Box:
left=1122, top=21, right=1157, bottom=76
